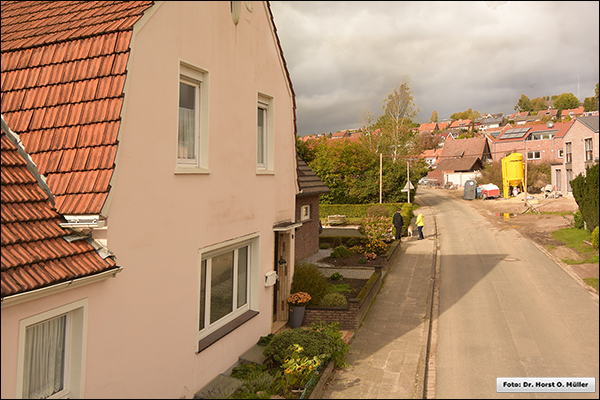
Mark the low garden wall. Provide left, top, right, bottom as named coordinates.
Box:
left=303, top=266, right=383, bottom=330
left=301, top=239, right=401, bottom=330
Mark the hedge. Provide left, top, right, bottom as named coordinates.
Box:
left=320, top=203, right=413, bottom=219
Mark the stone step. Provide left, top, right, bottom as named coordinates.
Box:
left=238, top=343, right=268, bottom=365
left=193, top=373, right=244, bottom=399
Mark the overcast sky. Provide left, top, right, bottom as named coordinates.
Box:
left=269, top=1, right=600, bottom=136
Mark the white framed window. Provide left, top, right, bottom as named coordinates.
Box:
left=300, top=204, right=311, bottom=221
left=176, top=62, right=209, bottom=173
left=527, top=151, right=541, bottom=160
left=197, top=234, right=259, bottom=340
left=17, top=299, right=88, bottom=399
left=558, top=149, right=563, bottom=158
left=584, top=138, right=593, bottom=161
left=257, top=93, right=274, bottom=173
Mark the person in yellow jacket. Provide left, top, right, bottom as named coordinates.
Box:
left=416, top=212, right=425, bottom=240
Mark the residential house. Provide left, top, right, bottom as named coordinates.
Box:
left=448, top=119, right=472, bottom=133
left=294, top=158, right=330, bottom=261
left=420, top=148, right=443, bottom=169
left=551, top=116, right=599, bottom=196
left=419, top=122, right=438, bottom=134
left=437, top=120, right=451, bottom=131
left=1, top=2, right=299, bottom=398
left=537, top=109, right=559, bottom=119
left=487, top=121, right=574, bottom=163
left=427, top=137, right=492, bottom=186
left=561, top=107, right=585, bottom=121
left=474, top=113, right=505, bottom=131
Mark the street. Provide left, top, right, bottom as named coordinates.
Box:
left=421, top=189, right=599, bottom=399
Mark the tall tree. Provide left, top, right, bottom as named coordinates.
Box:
left=514, top=94, right=533, bottom=112
left=378, top=77, right=419, bottom=160
left=554, top=92, right=580, bottom=111
left=430, top=110, right=438, bottom=123
left=450, top=108, right=481, bottom=121
left=531, top=97, right=548, bottom=111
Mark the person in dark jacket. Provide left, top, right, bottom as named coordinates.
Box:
left=392, top=208, right=404, bottom=241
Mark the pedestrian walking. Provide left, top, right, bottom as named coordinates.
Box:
left=416, top=211, right=425, bottom=240
left=393, top=207, right=404, bottom=241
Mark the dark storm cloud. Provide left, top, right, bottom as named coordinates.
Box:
left=269, top=1, right=599, bottom=136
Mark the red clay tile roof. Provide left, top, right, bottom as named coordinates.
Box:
left=1, top=127, right=118, bottom=298
left=1, top=1, right=154, bottom=215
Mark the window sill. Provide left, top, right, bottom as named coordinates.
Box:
left=197, top=310, right=259, bottom=353
left=256, top=169, right=275, bottom=175
left=174, top=167, right=211, bottom=175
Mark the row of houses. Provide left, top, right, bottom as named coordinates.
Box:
left=1, top=2, right=330, bottom=399
left=424, top=116, right=599, bottom=194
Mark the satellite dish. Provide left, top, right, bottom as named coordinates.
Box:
left=546, top=121, right=554, bottom=128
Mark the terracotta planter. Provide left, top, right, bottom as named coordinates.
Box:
left=289, top=306, right=306, bottom=328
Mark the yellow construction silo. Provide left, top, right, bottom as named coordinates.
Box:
left=501, top=153, right=524, bottom=198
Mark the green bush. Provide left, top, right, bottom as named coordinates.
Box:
left=262, top=329, right=333, bottom=365
left=346, top=238, right=359, bottom=247
left=319, top=293, right=348, bottom=307
left=319, top=242, right=330, bottom=249
left=366, top=204, right=391, bottom=218
left=310, top=321, right=351, bottom=369
left=574, top=211, right=585, bottom=230
left=290, top=263, right=328, bottom=306
left=320, top=203, right=403, bottom=219
left=330, top=272, right=344, bottom=280
left=331, top=245, right=353, bottom=258
left=592, top=226, right=599, bottom=249
left=571, top=163, right=599, bottom=232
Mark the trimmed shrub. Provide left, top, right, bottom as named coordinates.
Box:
left=290, top=263, right=328, bottom=306
left=262, top=329, right=333, bottom=365
left=331, top=245, right=353, bottom=258
left=592, top=226, right=599, bottom=249
left=319, top=293, right=348, bottom=307
left=319, top=242, right=330, bottom=249
left=366, top=204, right=391, bottom=218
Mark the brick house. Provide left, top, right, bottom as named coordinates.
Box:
left=550, top=116, right=599, bottom=196
left=487, top=121, right=574, bottom=163
left=294, top=158, right=330, bottom=261
left=427, top=137, right=492, bottom=186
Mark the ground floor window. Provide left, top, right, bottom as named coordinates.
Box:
left=555, top=169, right=561, bottom=191
left=17, top=300, right=87, bottom=399
left=198, top=234, right=259, bottom=339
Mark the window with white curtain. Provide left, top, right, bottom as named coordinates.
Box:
left=177, top=63, right=209, bottom=173
left=17, top=300, right=87, bottom=399
left=257, top=93, right=274, bottom=173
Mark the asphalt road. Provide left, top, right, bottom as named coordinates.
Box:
left=421, top=189, right=599, bottom=399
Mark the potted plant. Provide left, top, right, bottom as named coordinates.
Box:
left=287, top=292, right=311, bottom=328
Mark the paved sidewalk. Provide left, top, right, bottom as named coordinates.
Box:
left=315, top=203, right=437, bottom=399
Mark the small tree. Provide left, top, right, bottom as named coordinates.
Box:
left=570, top=163, right=599, bottom=232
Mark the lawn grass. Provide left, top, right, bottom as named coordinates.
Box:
left=551, top=228, right=599, bottom=265
left=583, top=278, right=599, bottom=294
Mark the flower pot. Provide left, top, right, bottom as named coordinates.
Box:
left=289, top=305, right=306, bottom=328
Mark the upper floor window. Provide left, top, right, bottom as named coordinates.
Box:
left=585, top=138, right=593, bottom=161
left=177, top=63, right=209, bottom=173
left=257, top=94, right=274, bottom=173
left=527, top=151, right=541, bottom=160
left=565, top=142, right=572, bottom=163
left=558, top=149, right=563, bottom=158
